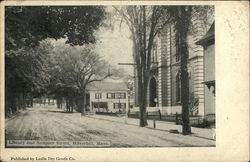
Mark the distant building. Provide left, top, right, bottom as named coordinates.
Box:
left=196, top=22, right=215, bottom=120
left=87, top=82, right=129, bottom=113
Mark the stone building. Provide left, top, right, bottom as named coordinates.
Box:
left=133, top=15, right=214, bottom=117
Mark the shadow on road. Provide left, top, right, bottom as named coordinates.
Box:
left=48, top=110, right=79, bottom=114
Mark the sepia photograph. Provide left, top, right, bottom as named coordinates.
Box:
left=4, top=5, right=216, bottom=148
left=1, top=1, right=249, bottom=161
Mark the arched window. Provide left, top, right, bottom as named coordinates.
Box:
left=176, top=73, right=181, bottom=103
left=149, top=77, right=157, bottom=107
left=176, top=32, right=180, bottom=62
left=151, top=39, right=158, bottom=64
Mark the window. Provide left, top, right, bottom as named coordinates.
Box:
left=175, top=33, right=180, bottom=62
left=120, top=103, right=126, bottom=109
left=113, top=103, right=126, bottom=109
left=107, top=93, right=126, bottom=99
left=92, top=102, right=107, bottom=108
left=107, top=93, right=112, bottom=99
left=95, top=93, right=102, bottom=99
left=115, top=93, right=120, bottom=99
left=107, top=93, right=115, bottom=99
left=114, top=103, right=119, bottom=109
left=176, top=73, right=181, bottom=103
left=151, top=41, right=158, bottom=63
left=115, top=93, right=126, bottom=99
left=120, top=93, right=126, bottom=99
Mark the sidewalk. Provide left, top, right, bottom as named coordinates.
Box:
left=87, top=114, right=215, bottom=141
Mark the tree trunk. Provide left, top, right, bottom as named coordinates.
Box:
left=75, top=97, right=80, bottom=112
left=60, top=98, right=63, bottom=109
left=66, top=98, right=68, bottom=111
left=139, top=6, right=148, bottom=127
left=43, top=98, right=46, bottom=106
left=69, top=97, right=74, bottom=113
left=22, top=93, right=26, bottom=109
left=177, top=6, right=192, bottom=135
left=14, top=95, right=18, bottom=113
left=66, top=98, right=70, bottom=112
left=80, top=91, right=86, bottom=116
left=57, top=97, right=63, bottom=109
left=137, top=62, right=148, bottom=126
left=56, top=98, right=60, bottom=109
left=30, top=94, right=33, bottom=107
left=18, top=94, right=22, bottom=110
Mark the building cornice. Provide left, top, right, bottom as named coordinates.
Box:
left=157, top=55, right=203, bottom=69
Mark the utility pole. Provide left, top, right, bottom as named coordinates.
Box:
left=118, top=62, right=137, bottom=108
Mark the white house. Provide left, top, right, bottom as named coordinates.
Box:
left=88, top=81, right=129, bottom=113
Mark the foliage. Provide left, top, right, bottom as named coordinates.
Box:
left=50, top=44, right=113, bottom=89
left=5, top=6, right=106, bottom=51
left=47, top=42, right=117, bottom=114
left=189, top=93, right=199, bottom=116
left=5, top=40, right=52, bottom=115
left=5, top=6, right=106, bottom=116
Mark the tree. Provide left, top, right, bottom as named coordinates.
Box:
left=114, top=6, right=170, bottom=126
left=5, top=6, right=106, bottom=116
left=5, top=6, right=106, bottom=50
left=5, top=40, right=52, bottom=115
left=114, top=6, right=213, bottom=132
left=165, top=6, right=214, bottom=135
left=173, top=6, right=193, bottom=135
left=49, top=43, right=118, bottom=115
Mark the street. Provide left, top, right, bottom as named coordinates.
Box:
left=5, top=106, right=215, bottom=147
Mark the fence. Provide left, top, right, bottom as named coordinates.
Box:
left=128, top=110, right=215, bottom=128
left=95, top=110, right=215, bottom=128
left=95, top=111, right=127, bottom=117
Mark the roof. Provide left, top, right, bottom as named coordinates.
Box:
left=196, top=22, right=214, bottom=46
left=87, top=81, right=128, bottom=91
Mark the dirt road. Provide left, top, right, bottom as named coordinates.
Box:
left=5, top=106, right=215, bottom=147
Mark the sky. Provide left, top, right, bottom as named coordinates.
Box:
left=51, top=7, right=134, bottom=82
left=94, top=16, right=134, bottom=77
